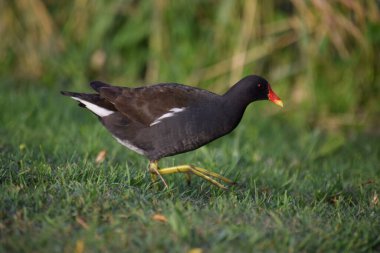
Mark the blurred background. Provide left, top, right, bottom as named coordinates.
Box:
left=0, top=0, right=379, bottom=130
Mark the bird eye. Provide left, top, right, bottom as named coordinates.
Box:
left=258, top=83, right=262, bottom=88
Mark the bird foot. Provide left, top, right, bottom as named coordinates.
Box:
left=149, top=161, right=235, bottom=190
left=149, top=160, right=169, bottom=189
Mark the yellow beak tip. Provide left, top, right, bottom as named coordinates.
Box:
left=274, top=100, right=284, bottom=108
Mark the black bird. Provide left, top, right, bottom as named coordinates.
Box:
left=61, top=75, right=283, bottom=189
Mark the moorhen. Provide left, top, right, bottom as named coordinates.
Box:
left=61, top=75, right=283, bottom=189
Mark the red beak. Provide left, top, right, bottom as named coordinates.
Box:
left=268, top=84, right=283, bottom=108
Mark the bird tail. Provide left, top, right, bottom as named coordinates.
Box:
left=61, top=91, right=116, bottom=117
left=90, top=81, right=111, bottom=92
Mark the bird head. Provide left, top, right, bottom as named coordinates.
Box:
left=248, top=75, right=283, bottom=108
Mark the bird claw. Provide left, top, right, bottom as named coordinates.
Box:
left=148, top=161, right=235, bottom=190
left=149, top=161, right=169, bottom=189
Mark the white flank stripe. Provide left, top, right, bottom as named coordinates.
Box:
left=169, top=108, right=185, bottom=113
left=72, top=97, right=114, bottom=117
left=150, top=107, right=186, bottom=126
left=114, top=137, right=146, bottom=155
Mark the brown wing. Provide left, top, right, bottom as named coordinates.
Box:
left=98, top=83, right=217, bottom=126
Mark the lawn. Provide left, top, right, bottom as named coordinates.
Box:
left=0, top=83, right=379, bottom=252
left=1, top=1, right=379, bottom=252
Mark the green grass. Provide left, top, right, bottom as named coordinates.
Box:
left=0, top=84, right=379, bottom=252
left=1, top=1, right=378, bottom=252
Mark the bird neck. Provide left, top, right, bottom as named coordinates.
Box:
left=221, top=83, right=255, bottom=130
left=223, top=82, right=256, bottom=111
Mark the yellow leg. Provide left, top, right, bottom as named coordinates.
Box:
left=149, top=161, right=169, bottom=189
left=157, top=164, right=235, bottom=190
left=190, top=166, right=235, bottom=185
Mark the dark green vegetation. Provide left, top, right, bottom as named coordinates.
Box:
left=1, top=1, right=379, bottom=252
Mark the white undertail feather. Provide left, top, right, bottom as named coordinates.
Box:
left=72, top=97, right=114, bottom=117
left=150, top=107, right=186, bottom=126
left=114, top=137, right=146, bottom=155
